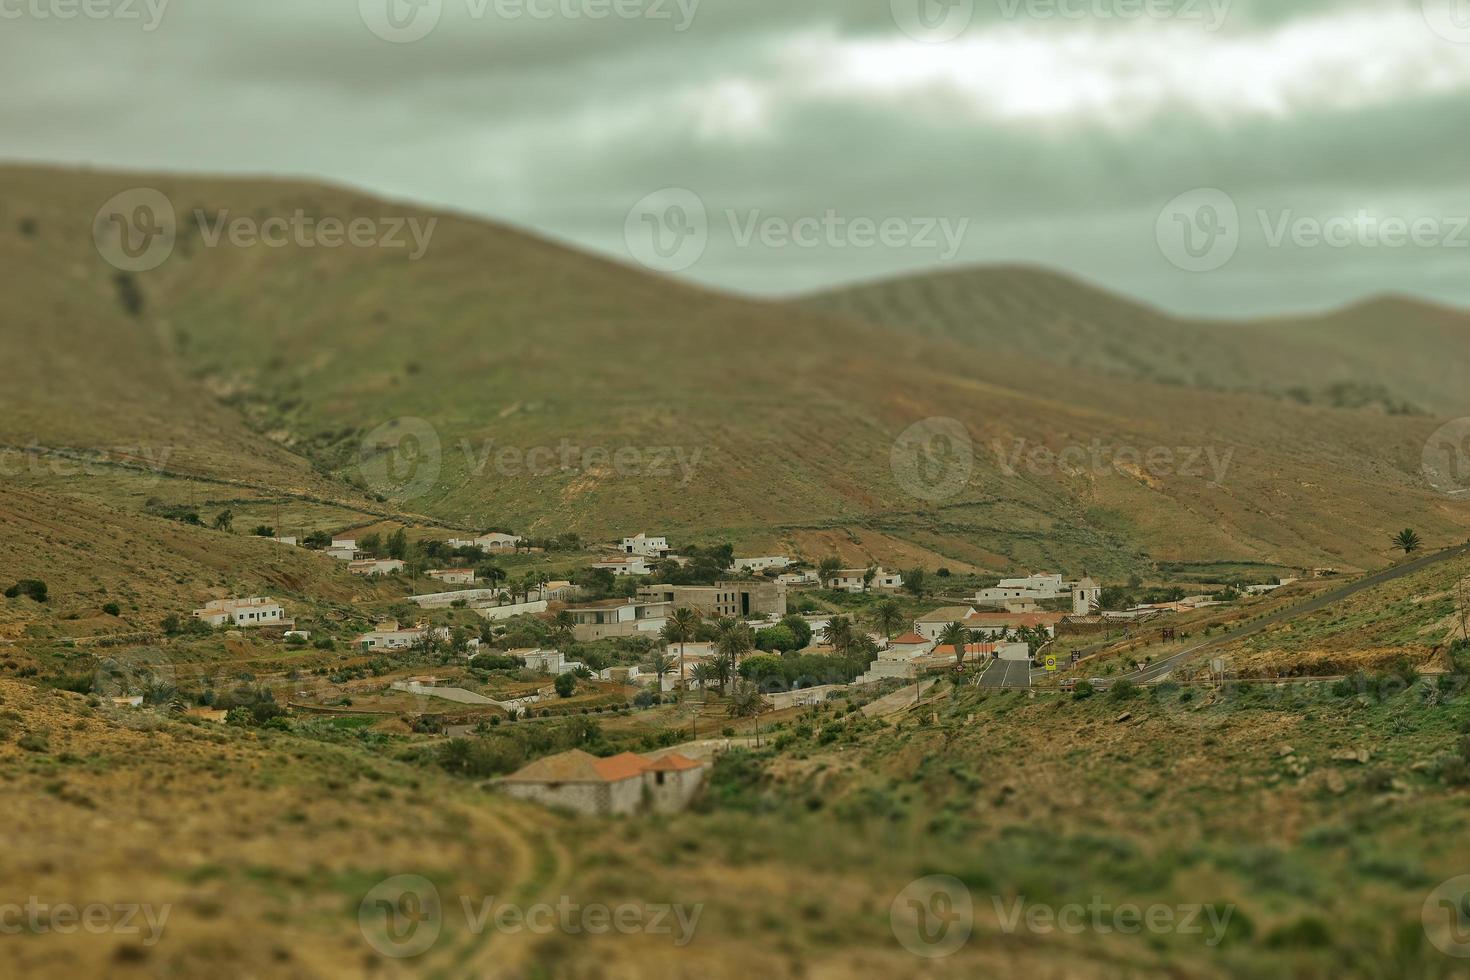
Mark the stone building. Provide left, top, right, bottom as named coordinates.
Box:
left=496, top=749, right=708, bottom=816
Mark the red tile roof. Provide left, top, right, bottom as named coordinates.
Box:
left=965, top=612, right=1065, bottom=628
left=891, top=633, right=930, bottom=645
left=644, top=752, right=704, bottom=772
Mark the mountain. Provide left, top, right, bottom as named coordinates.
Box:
left=803, top=266, right=1470, bottom=417
left=2, top=164, right=1467, bottom=576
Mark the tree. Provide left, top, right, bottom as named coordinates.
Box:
left=870, top=599, right=906, bottom=641
left=822, top=616, right=854, bottom=657
left=387, top=528, right=409, bottom=560
left=754, top=623, right=798, bottom=653
left=478, top=564, right=508, bottom=592
left=1394, top=528, right=1422, bottom=555
left=212, top=509, right=233, bottom=532
left=550, top=610, right=576, bottom=650
left=253, top=525, right=274, bottom=537
left=862, top=566, right=877, bottom=592
left=644, top=646, right=674, bottom=693
left=690, top=662, right=716, bottom=702
left=714, top=617, right=754, bottom=693
left=726, top=680, right=765, bottom=718
left=938, top=621, right=970, bottom=667
left=902, top=567, right=928, bottom=598
left=554, top=672, right=577, bottom=698
left=780, top=614, right=814, bottom=650
left=818, top=556, right=843, bottom=589
left=661, top=607, right=701, bottom=698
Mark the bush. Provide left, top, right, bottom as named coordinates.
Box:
left=313, top=637, right=335, bottom=650
left=101, top=602, right=121, bottom=617
left=4, top=580, right=47, bottom=603
left=1072, top=680, right=1096, bottom=700
left=1109, top=680, right=1141, bottom=702
left=554, top=673, right=576, bottom=698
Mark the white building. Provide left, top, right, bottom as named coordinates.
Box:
left=192, top=597, right=288, bottom=628
left=348, top=558, right=405, bottom=577
left=325, top=538, right=358, bottom=561
left=355, top=624, right=451, bottom=651
left=913, top=607, right=979, bottom=641
left=594, top=555, right=653, bottom=577
left=517, top=648, right=586, bottom=675
left=776, top=570, right=819, bottom=586
left=825, top=566, right=903, bottom=593
left=448, top=532, right=522, bottom=552
left=620, top=533, right=670, bottom=558
left=427, top=568, right=476, bottom=585
left=732, top=556, right=791, bottom=573
left=977, top=573, right=1102, bottom=616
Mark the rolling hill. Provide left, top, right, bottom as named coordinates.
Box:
left=803, top=266, right=1470, bottom=417
left=2, top=164, right=1467, bottom=578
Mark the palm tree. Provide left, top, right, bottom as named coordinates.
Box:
left=870, top=599, right=906, bottom=642
left=862, top=565, right=877, bottom=593
left=938, top=621, right=969, bottom=668
left=1395, top=528, right=1422, bottom=555
left=644, top=645, right=674, bottom=694
left=690, top=662, right=716, bottom=703
left=550, top=610, right=575, bottom=651
left=726, top=680, right=765, bottom=718
left=822, top=616, right=854, bottom=657
left=661, top=607, right=702, bottom=700
left=479, top=564, right=507, bottom=592
left=714, top=617, right=754, bottom=694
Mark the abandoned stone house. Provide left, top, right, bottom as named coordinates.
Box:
left=495, top=749, right=707, bottom=816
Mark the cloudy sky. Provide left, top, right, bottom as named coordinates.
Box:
left=4, top=0, right=1470, bottom=315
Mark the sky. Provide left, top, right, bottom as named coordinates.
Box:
left=4, top=0, right=1470, bottom=316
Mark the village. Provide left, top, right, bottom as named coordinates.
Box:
left=105, top=523, right=1307, bottom=818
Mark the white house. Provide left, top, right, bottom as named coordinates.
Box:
left=732, top=556, right=791, bottom=573
left=325, top=539, right=358, bottom=561
left=192, top=597, right=288, bottom=628
left=271, top=536, right=298, bottom=547
left=564, top=597, right=671, bottom=641
left=594, top=555, right=653, bottom=577
left=620, top=533, right=670, bottom=558
left=976, top=573, right=1101, bottom=615
left=914, top=606, right=980, bottom=640
left=355, top=623, right=451, bottom=650
left=449, top=532, right=522, bottom=552
left=825, top=566, right=903, bottom=593
left=348, top=558, right=405, bottom=577
left=518, top=648, right=586, bottom=675
left=884, top=632, right=935, bottom=659
left=776, top=570, right=819, bottom=586
left=427, top=568, right=476, bottom=585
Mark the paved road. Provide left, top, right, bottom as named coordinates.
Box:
left=979, top=657, right=1033, bottom=689
left=1120, top=542, right=1470, bottom=685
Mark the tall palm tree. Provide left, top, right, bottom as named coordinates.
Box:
left=938, top=621, right=969, bottom=668
left=726, top=680, right=764, bottom=718
left=1395, top=528, right=1422, bottom=555
left=550, top=610, right=575, bottom=651
left=862, top=565, right=877, bottom=593
left=714, top=617, right=754, bottom=694
left=690, top=662, right=716, bottom=703
left=644, top=645, right=674, bottom=694
left=822, top=615, right=854, bottom=657
left=480, top=564, right=507, bottom=593
left=871, top=599, right=906, bottom=642
left=661, top=607, right=702, bottom=700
